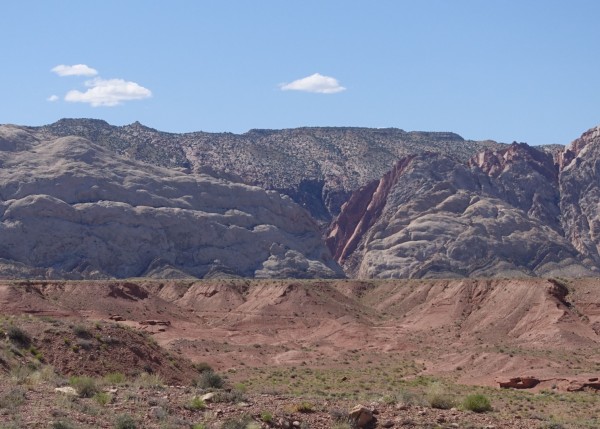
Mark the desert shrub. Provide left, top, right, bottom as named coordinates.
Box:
left=260, top=411, right=273, bottom=423
left=212, top=390, right=244, bottom=403
left=194, top=362, right=213, bottom=373
left=76, top=339, right=94, bottom=351
left=187, top=397, right=206, bottom=411
left=330, top=408, right=361, bottom=428
left=114, top=414, right=137, bottom=429
left=135, top=372, right=164, bottom=389
left=150, top=406, right=168, bottom=420
left=196, top=370, right=224, bottom=389
left=94, top=391, right=111, bottom=406
left=73, top=325, right=92, bottom=338
left=234, top=382, right=247, bottom=393
left=426, top=383, right=455, bottom=410
left=104, top=372, right=127, bottom=384
left=295, top=401, right=314, bottom=413
left=332, top=421, right=358, bottom=429
left=221, top=416, right=252, bottom=429
left=462, top=393, right=492, bottom=413
left=0, top=388, right=26, bottom=409
left=192, top=424, right=207, bottom=429
left=69, top=376, right=99, bottom=398
left=6, top=326, right=30, bottom=347
left=52, top=421, right=77, bottom=429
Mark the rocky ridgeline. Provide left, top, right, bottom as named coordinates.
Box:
left=34, top=119, right=504, bottom=222
left=4, top=118, right=600, bottom=279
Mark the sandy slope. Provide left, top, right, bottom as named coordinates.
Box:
left=0, top=278, right=598, bottom=389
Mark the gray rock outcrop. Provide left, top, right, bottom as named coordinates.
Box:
left=328, top=145, right=592, bottom=278
left=0, top=127, right=343, bottom=279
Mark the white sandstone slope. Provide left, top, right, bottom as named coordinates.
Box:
left=0, top=126, right=343, bottom=279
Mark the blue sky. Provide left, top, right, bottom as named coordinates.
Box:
left=1, top=1, right=599, bottom=145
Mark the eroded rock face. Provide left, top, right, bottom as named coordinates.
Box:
left=0, top=130, right=343, bottom=279
left=559, top=126, right=600, bottom=267
left=328, top=147, right=591, bottom=279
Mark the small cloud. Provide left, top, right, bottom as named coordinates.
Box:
left=280, top=73, right=346, bottom=94
left=47, top=95, right=59, bottom=102
left=51, top=64, right=98, bottom=77
left=64, top=77, right=152, bottom=107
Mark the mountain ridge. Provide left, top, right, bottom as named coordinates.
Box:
left=2, top=118, right=599, bottom=280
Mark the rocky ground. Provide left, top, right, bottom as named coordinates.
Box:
left=0, top=278, right=599, bottom=428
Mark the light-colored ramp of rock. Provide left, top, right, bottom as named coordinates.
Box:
left=0, top=131, right=343, bottom=279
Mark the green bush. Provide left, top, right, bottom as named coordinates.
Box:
left=295, top=401, right=314, bottom=413
left=260, top=411, right=273, bottom=423
left=462, top=393, right=492, bottom=413
left=188, top=397, right=206, bottom=411
left=196, top=370, right=224, bottom=389
left=69, top=376, right=99, bottom=398
left=94, top=391, right=111, bottom=406
left=114, top=414, right=137, bottom=429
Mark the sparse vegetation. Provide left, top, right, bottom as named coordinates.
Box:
left=426, top=382, right=455, bottom=410
left=69, top=376, right=99, bottom=398
left=52, top=421, right=77, bottom=429
left=104, top=372, right=127, bottom=384
left=0, top=388, right=26, bottom=409
left=73, top=324, right=92, bottom=338
left=134, top=372, right=164, bottom=389
left=295, top=401, right=314, bottom=413
left=196, top=370, right=224, bottom=389
left=94, top=391, right=111, bottom=406
left=221, top=416, right=253, bottom=429
left=462, top=393, right=492, bottom=412
left=6, top=326, right=30, bottom=347
left=260, top=410, right=273, bottom=423
left=114, top=414, right=137, bottom=429
left=187, top=396, right=206, bottom=411
left=194, top=362, right=213, bottom=373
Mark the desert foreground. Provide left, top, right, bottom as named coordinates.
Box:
left=0, top=278, right=598, bottom=428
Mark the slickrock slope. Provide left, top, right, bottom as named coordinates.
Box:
left=32, top=119, right=505, bottom=221
left=0, top=126, right=343, bottom=279
left=328, top=144, right=592, bottom=278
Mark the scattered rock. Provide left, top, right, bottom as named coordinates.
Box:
left=139, top=320, right=171, bottom=326
left=201, top=392, right=216, bottom=403
left=498, top=377, right=540, bottom=389
left=109, top=315, right=125, bottom=321
left=349, top=404, right=374, bottom=428
left=54, top=386, right=78, bottom=396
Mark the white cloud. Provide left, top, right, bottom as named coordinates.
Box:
left=47, top=95, right=59, bottom=102
left=64, top=78, right=152, bottom=107
left=51, top=64, right=98, bottom=77
left=280, top=73, right=346, bottom=94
